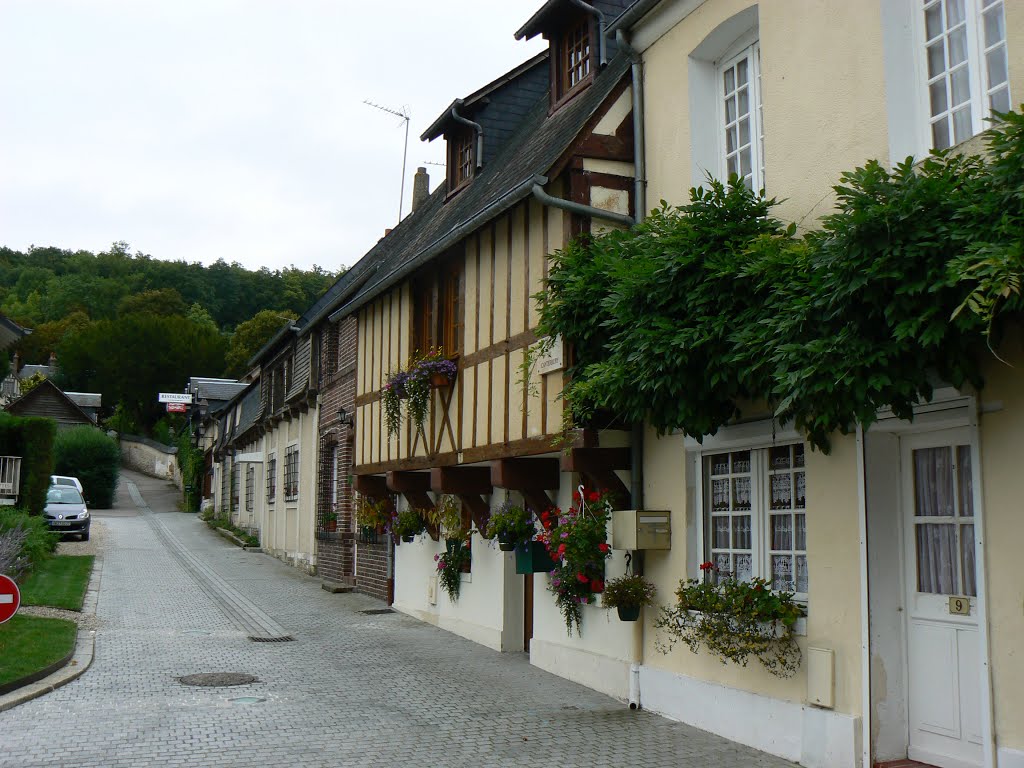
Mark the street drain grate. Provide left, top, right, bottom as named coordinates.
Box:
left=179, top=673, right=258, bottom=687
left=359, top=609, right=395, bottom=615
left=248, top=635, right=294, bottom=642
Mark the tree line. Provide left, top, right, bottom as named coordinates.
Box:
left=2, top=242, right=340, bottom=433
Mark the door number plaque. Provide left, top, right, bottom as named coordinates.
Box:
left=948, top=596, right=971, bottom=616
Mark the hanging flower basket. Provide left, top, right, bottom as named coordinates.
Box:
left=617, top=605, right=641, bottom=622
left=430, top=371, right=453, bottom=388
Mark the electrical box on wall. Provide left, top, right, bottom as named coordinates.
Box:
left=427, top=576, right=438, bottom=606
left=806, top=646, right=835, bottom=708
left=612, top=510, right=671, bottom=550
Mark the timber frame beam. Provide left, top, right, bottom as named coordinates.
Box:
left=431, top=467, right=493, bottom=535
left=561, top=447, right=631, bottom=506
left=387, top=471, right=438, bottom=540
left=491, top=457, right=560, bottom=515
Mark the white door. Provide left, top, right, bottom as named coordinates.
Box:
left=903, top=429, right=983, bottom=768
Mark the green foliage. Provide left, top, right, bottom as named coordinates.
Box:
left=434, top=539, right=471, bottom=602
left=13, top=310, right=90, bottom=367
left=355, top=496, right=391, bottom=531
left=58, top=313, right=227, bottom=432
left=176, top=427, right=204, bottom=513
left=54, top=426, right=120, bottom=509
left=17, top=371, right=47, bottom=394
left=0, top=413, right=56, bottom=514
left=185, top=302, right=219, bottom=333
left=0, top=507, right=59, bottom=580
left=117, top=287, right=187, bottom=319
left=224, top=309, right=297, bottom=377
left=485, top=501, right=534, bottom=545
left=655, top=572, right=804, bottom=678
left=393, top=509, right=426, bottom=540
left=427, top=494, right=465, bottom=538
left=205, top=512, right=260, bottom=547
left=19, top=555, right=94, bottom=610
left=538, top=110, right=1024, bottom=451
left=601, top=574, right=656, bottom=610
left=103, top=401, right=139, bottom=435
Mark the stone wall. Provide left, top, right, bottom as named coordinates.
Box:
left=120, top=435, right=181, bottom=487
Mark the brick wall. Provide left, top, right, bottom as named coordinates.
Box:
left=315, top=316, right=379, bottom=590
left=356, top=534, right=392, bottom=603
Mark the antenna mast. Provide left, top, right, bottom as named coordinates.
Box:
left=364, top=100, right=411, bottom=224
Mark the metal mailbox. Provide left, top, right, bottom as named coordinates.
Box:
left=612, top=509, right=671, bottom=550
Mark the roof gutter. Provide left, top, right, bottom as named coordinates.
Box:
left=450, top=101, right=484, bottom=169
left=531, top=182, right=634, bottom=227
left=607, top=0, right=662, bottom=33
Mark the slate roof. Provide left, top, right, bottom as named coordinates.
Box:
left=65, top=392, right=102, bottom=409
left=0, top=313, right=29, bottom=351
left=516, top=0, right=635, bottom=41
left=330, top=52, right=632, bottom=322
left=5, top=378, right=97, bottom=425
left=232, top=382, right=263, bottom=439
left=188, top=377, right=249, bottom=403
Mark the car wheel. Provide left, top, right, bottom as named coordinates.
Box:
left=81, top=529, right=90, bottom=542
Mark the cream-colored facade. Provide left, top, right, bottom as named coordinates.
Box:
left=612, top=2, right=1024, bottom=767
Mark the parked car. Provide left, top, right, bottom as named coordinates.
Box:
left=44, top=485, right=90, bottom=540
left=50, top=475, right=84, bottom=493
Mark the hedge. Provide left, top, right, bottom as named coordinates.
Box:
left=54, top=427, right=120, bottom=509
left=0, top=413, right=56, bottom=515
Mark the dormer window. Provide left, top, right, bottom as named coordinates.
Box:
left=552, top=14, right=595, bottom=108
left=448, top=129, right=475, bottom=192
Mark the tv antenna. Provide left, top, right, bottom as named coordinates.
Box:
left=364, top=99, right=411, bottom=224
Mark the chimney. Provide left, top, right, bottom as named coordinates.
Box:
left=48, top=351, right=58, bottom=372
left=12, top=351, right=20, bottom=377
left=411, top=167, right=430, bottom=212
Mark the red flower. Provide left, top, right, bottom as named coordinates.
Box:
left=590, top=579, right=604, bottom=593
left=587, top=490, right=600, bottom=503
left=557, top=544, right=566, bottom=557
left=699, top=561, right=715, bottom=571
left=598, top=542, right=609, bottom=554
left=576, top=573, right=589, bottom=584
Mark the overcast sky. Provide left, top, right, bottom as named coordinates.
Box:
left=0, top=1, right=546, bottom=273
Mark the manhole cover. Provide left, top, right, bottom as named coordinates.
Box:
left=228, top=696, right=266, bottom=705
left=178, top=673, right=258, bottom=687
left=359, top=609, right=395, bottom=615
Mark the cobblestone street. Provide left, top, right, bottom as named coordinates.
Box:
left=1, top=471, right=795, bottom=768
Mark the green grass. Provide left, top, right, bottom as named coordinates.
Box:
left=19, top=555, right=94, bottom=611
left=0, top=614, right=78, bottom=688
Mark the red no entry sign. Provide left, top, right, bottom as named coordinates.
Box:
left=0, top=574, right=21, bottom=624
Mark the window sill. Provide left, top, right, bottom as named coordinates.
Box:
left=550, top=75, right=593, bottom=115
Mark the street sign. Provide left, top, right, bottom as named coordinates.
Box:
left=158, top=393, right=193, bottom=404
left=0, top=574, right=20, bottom=624
left=166, top=403, right=187, bottom=413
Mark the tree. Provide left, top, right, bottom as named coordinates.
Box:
left=224, top=309, right=297, bottom=377
left=185, top=303, right=219, bottom=333
left=58, top=314, right=227, bottom=432
left=117, top=288, right=187, bottom=318
left=14, top=311, right=91, bottom=366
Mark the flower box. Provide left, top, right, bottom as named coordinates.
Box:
left=429, top=372, right=453, bottom=388
left=514, top=540, right=557, bottom=574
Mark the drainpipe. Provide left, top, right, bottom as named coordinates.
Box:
left=530, top=183, right=635, bottom=227
left=450, top=104, right=484, bottom=170
left=616, top=29, right=646, bottom=221
left=618, top=26, right=648, bottom=712
left=569, top=0, right=607, bottom=68
left=855, top=424, right=871, bottom=768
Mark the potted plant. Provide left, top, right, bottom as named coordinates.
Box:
left=654, top=562, right=805, bottom=678
left=602, top=574, right=657, bottom=622
left=322, top=508, right=338, bottom=533
left=486, top=500, right=534, bottom=551
left=434, top=537, right=472, bottom=602
left=428, top=493, right=466, bottom=544
left=534, top=488, right=616, bottom=636
left=392, top=509, right=426, bottom=543
left=355, top=495, right=390, bottom=536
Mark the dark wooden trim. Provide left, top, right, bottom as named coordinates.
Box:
left=430, top=466, right=492, bottom=495
left=491, top=457, right=561, bottom=490
left=386, top=470, right=431, bottom=493
left=354, top=450, right=460, bottom=476
left=460, top=329, right=538, bottom=368
left=459, top=493, right=491, bottom=535
left=522, top=489, right=555, bottom=515
left=548, top=76, right=633, bottom=180
left=560, top=447, right=632, bottom=473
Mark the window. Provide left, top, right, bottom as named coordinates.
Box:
left=231, top=461, right=239, bottom=512
left=411, top=258, right=463, bottom=356
left=284, top=446, right=299, bottom=502
left=267, top=455, right=277, bottom=502
left=704, top=443, right=807, bottom=599
left=553, top=15, right=593, bottom=105
left=718, top=43, right=764, bottom=191
left=922, top=0, right=1009, bottom=150
left=447, top=130, right=475, bottom=191
left=245, top=466, right=254, bottom=513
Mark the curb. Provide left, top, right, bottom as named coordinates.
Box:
left=209, top=523, right=262, bottom=551
left=0, top=556, right=103, bottom=712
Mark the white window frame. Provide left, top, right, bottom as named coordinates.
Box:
left=266, top=452, right=276, bottom=503
left=698, top=441, right=808, bottom=602
left=916, top=0, right=1010, bottom=151
left=716, top=38, right=764, bottom=193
